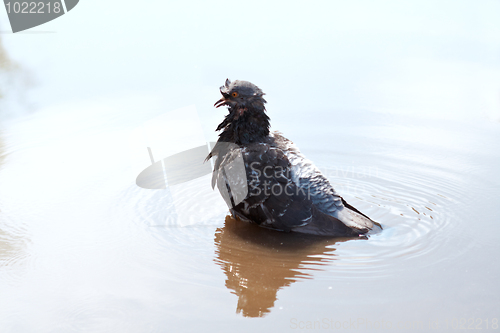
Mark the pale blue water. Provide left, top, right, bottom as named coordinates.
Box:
left=1, top=1, right=499, bottom=332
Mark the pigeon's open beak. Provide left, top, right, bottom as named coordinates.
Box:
left=214, top=97, right=227, bottom=108
left=214, top=87, right=229, bottom=108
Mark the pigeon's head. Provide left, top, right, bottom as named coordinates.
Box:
left=213, top=79, right=270, bottom=143
left=214, top=79, right=267, bottom=112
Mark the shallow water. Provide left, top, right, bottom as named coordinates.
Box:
left=1, top=100, right=499, bottom=331
left=1, top=1, right=500, bottom=332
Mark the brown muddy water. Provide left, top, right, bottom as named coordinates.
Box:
left=1, top=1, right=500, bottom=332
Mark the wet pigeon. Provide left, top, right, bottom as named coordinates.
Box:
left=207, top=79, right=379, bottom=237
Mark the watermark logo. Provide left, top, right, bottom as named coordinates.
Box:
left=3, top=0, right=79, bottom=33
left=133, top=107, right=249, bottom=208
left=130, top=105, right=238, bottom=227
left=136, top=144, right=215, bottom=190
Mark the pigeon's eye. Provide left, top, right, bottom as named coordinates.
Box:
left=231, top=92, right=238, bottom=97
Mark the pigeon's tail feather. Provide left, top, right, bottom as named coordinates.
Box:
left=291, top=206, right=362, bottom=237
left=337, top=199, right=383, bottom=235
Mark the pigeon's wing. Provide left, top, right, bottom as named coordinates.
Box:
left=215, top=142, right=314, bottom=232
left=209, top=135, right=376, bottom=235
left=271, top=132, right=374, bottom=232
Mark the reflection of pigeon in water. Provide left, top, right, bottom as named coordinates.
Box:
left=214, top=216, right=341, bottom=318
left=207, top=79, right=380, bottom=237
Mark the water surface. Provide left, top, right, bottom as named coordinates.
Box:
left=1, top=101, right=498, bottom=332
left=1, top=1, right=500, bottom=332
